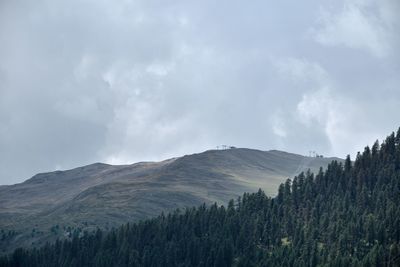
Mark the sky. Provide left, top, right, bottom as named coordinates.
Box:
left=0, top=0, right=399, bottom=184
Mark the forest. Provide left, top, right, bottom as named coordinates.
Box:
left=1, top=128, right=400, bottom=266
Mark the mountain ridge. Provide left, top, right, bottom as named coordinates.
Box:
left=0, top=148, right=341, bottom=254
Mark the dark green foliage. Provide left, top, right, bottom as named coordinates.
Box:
left=1, top=128, right=400, bottom=266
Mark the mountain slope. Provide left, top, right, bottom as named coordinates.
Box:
left=0, top=148, right=340, bottom=254
left=1, top=129, right=399, bottom=267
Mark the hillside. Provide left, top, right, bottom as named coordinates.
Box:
left=0, top=149, right=339, bottom=254
left=1, top=129, right=399, bottom=267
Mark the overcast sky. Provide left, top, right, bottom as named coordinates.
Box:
left=0, top=0, right=399, bottom=184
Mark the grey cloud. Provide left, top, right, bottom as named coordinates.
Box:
left=0, top=0, right=399, bottom=184
left=312, top=0, right=400, bottom=58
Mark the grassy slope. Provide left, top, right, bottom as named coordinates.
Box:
left=0, top=148, right=341, bottom=254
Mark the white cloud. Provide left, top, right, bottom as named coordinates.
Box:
left=74, top=55, right=96, bottom=81
left=313, top=0, right=399, bottom=58
left=270, top=110, right=287, bottom=138
left=297, top=87, right=333, bottom=127
left=296, top=88, right=382, bottom=157
left=146, top=62, right=175, bottom=77
left=277, top=57, right=329, bottom=85
left=278, top=57, right=385, bottom=158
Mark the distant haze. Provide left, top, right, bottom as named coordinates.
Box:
left=1, top=0, right=399, bottom=184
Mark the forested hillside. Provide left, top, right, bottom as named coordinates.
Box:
left=1, top=129, right=400, bottom=267
left=0, top=149, right=337, bottom=254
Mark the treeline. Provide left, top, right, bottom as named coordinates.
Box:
left=1, top=129, right=400, bottom=266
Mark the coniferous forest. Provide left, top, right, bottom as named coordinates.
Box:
left=1, top=129, right=400, bottom=267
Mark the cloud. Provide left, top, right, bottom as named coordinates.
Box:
left=276, top=56, right=398, bottom=158
left=312, top=0, right=400, bottom=58
left=277, top=57, right=329, bottom=85
left=0, top=0, right=399, bottom=184
left=296, top=87, right=387, bottom=158
left=270, top=111, right=287, bottom=138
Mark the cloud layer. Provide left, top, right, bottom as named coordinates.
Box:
left=1, top=0, right=399, bottom=184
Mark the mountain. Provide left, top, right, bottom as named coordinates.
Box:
left=1, top=129, right=399, bottom=267
left=0, top=148, right=340, bottom=254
